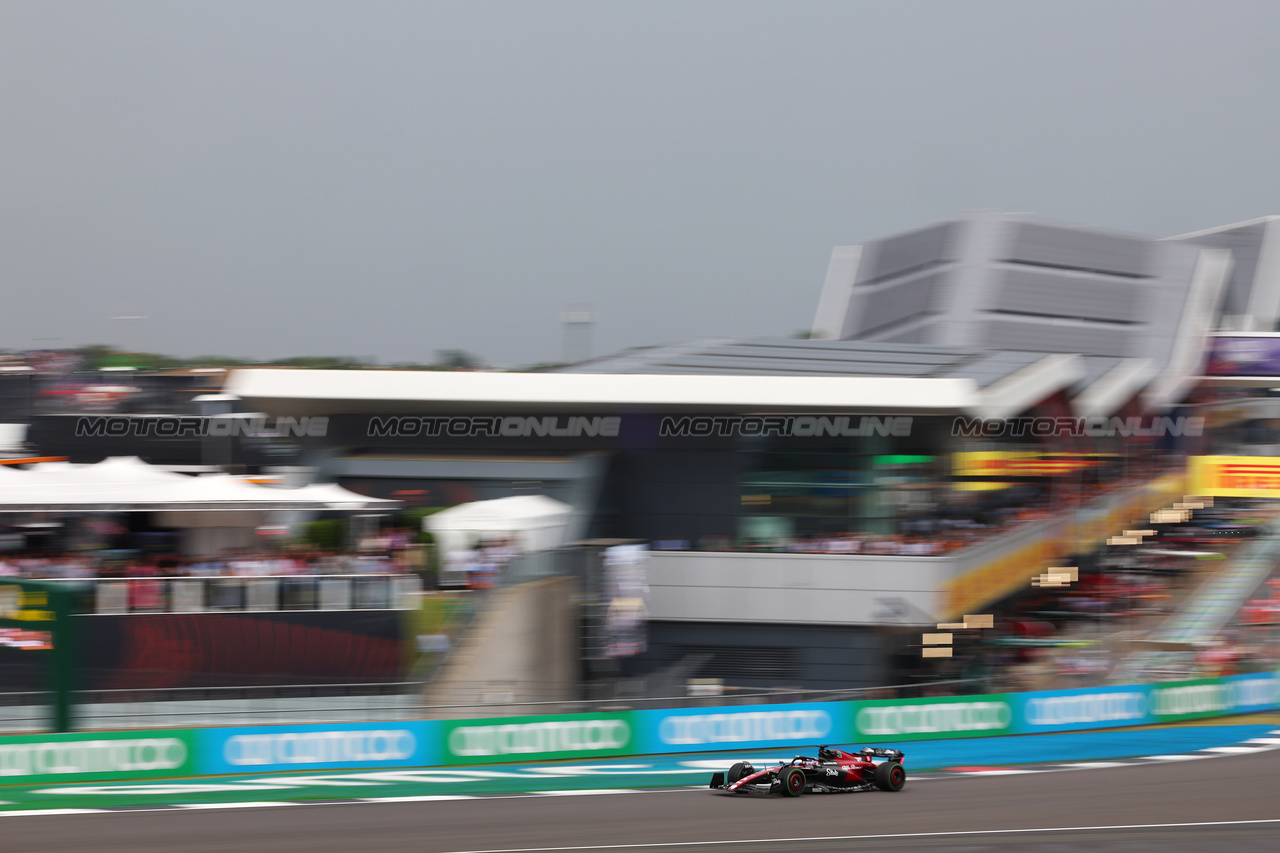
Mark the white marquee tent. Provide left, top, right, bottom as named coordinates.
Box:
left=0, top=457, right=398, bottom=513
left=425, top=494, right=574, bottom=557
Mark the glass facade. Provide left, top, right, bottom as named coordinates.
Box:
left=733, top=429, right=943, bottom=549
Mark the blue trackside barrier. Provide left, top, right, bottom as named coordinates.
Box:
left=0, top=671, right=1275, bottom=783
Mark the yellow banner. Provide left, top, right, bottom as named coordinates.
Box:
left=952, top=451, right=1111, bottom=484
left=1188, top=455, right=1280, bottom=497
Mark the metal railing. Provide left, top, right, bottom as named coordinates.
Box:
left=0, top=678, right=983, bottom=732
left=0, top=682, right=425, bottom=732
left=41, top=573, right=424, bottom=614
left=411, top=678, right=984, bottom=718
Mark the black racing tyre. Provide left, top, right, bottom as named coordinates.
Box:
left=727, top=762, right=746, bottom=785
left=874, top=762, right=906, bottom=792
left=782, top=766, right=807, bottom=797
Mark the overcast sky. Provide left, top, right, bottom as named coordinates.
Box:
left=2, top=1, right=1279, bottom=365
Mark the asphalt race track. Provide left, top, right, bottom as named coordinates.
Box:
left=5, top=746, right=1280, bottom=853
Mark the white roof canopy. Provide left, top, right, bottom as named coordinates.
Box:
left=226, top=368, right=983, bottom=416
left=0, top=457, right=398, bottom=513
left=426, top=495, right=573, bottom=555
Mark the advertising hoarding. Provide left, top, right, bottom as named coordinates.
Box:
left=1188, top=455, right=1280, bottom=498
left=1014, top=686, right=1149, bottom=733
left=196, top=722, right=438, bottom=775
left=852, top=694, right=1015, bottom=742
left=0, top=672, right=1275, bottom=783
left=1148, top=673, right=1280, bottom=723
left=442, top=712, right=634, bottom=764
left=1206, top=336, right=1280, bottom=376
left=0, top=729, right=195, bottom=784
left=633, top=701, right=848, bottom=754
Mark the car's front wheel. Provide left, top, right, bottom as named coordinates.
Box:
left=782, top=767, right=807, bottom=797
left=727, top=763, right=747, bottom=786
left=874, top=762, right=906, bottom=792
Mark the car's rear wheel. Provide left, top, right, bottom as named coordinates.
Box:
left=727, top=763, right=746, bottom=785
left=782, top=767, right=807, bottom=797
left=874, top=762, right=906, bottom=792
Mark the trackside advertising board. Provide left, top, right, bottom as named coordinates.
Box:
left=633, top=701, right=848, bottom=754
left=1008, top=672, right=1280, bottom=735
left=1149, top=673, right=1280, bottom=723
left=442, top=712, right=635, bottom=764
left=0, top=729, right=195, bottom=784
left=852, top=694, right=1015, bottom=742
left=1, top=672, right=1277, bottom=781
left=1014, top=685, right=1150, bottom=733
left=197, top=722, right=440, bottom=775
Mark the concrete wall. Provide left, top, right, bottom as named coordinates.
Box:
left=646, top=550, right=949, bottom=627
left=422, top=576, right=580, bottom=716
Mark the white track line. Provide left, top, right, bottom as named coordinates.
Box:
left=432, top=818, right=1280, bottom=853
left=1201, top=746, right=1268, bottom=754
left=360, top=795, right=477, bottom=803
left=535, top=790, right=641, bottom=797
left=175, top=802, right=298, bottom=810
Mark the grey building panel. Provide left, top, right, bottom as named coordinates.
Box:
left=877, top=326, right=931, bottom=344
left=1175, top=221, right=1266, bottom=319
left=982, top=319, right=1132, bottom=358
left=950, top=350, right=1049, bottom=387
left=802, top=210, right=1246, bottom=412
left=633, top=356, right=937, bottom=377
left=569, top=338, right=982, bottom=375
left=696, top=339, right=971, bottom=361
left=1003, top=221, right=1150, bottom=278
left=857, top=222, right=959, bottom=285
left=690, top=350, right=960, bottom=369
left=853, top=273, right=941, bottom=335
left=993, top=268, right=1142, bottom=323
left=562, top=336, right=1052, bottom=388
left=573, top=338, right=980, bottom=375
left=1134, top=240, right=1202, bottom=369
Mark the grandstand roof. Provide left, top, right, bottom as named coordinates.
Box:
left=563, top=337, right=1053, bottom=385
left=226, top=342, right=1081, bottom=419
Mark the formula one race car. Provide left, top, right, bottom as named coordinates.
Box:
left=709, top=746, right=906, bottom=796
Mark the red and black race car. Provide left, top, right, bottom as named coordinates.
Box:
left=709, top=746, right=906, bottom=796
